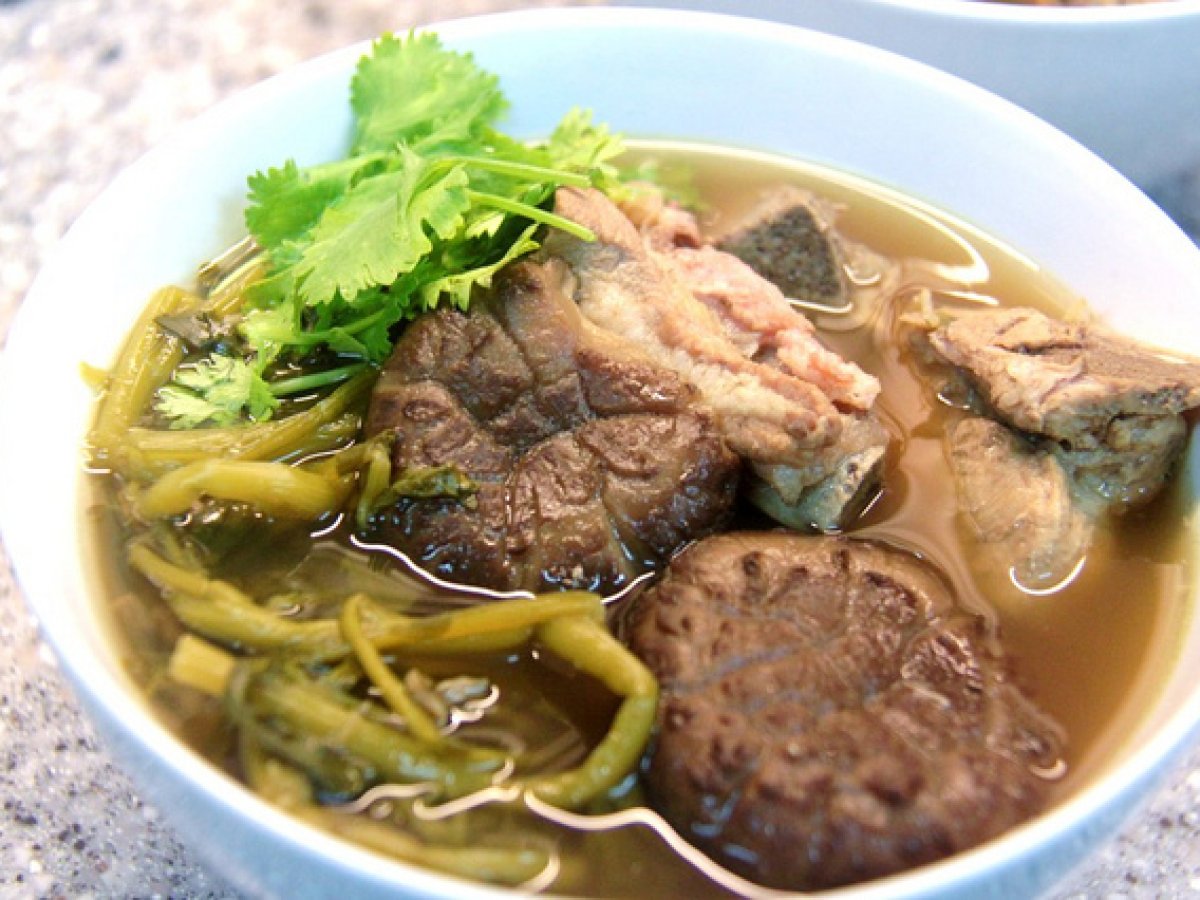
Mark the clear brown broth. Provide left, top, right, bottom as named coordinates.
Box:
left=88, top=140, right=1195, bottom=896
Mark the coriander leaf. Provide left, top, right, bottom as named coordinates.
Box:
left=543, top=109, right=624, bottom=184
left=239, top=299, right=300, bottom=358
left=154, top=387, right=229, bottom=431
left=408, top=156, right=474, bottom=245
left=291, top=153, right=471, bottom=307
left=234, top=32, right=625, bottom=377
left=350, top=32, right=506, bottom=155
left=290, top=171, right=410, bottom=306
left=312, top=288, right=403, bottom=361
left=156, top=353, right=279, bottom=429
left=417, top=222, right=541, bottom=311
left=242, top=247, right=301, bottom=309
left=246, top=160, right=348, bottom=250
left=241, top=289, right=402, bottom=364
left=462, top=208, right=507, bottom=241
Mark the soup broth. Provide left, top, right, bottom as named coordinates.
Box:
left=86, top=140, right=1195, bottom=897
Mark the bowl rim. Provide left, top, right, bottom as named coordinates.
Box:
left=823, top=0, right=1200, bottom=25
left=3, top=5, right=1200, bottom=898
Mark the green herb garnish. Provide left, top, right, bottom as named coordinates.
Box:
left=157, top=31, right=624, bottom=429
left=156, top=353, right=279, bottom=428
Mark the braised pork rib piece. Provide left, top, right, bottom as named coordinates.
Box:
left=928, top=306, right=1200, bottom=511
left=546, top=187, right=889, bottom=531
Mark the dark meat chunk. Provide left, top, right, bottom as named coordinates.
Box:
left=627, top=532, right=1064, bottom=891
left=711, top=185, right=901, bottom=333
left=544, top=187, right=889, bottom=531
left=927, top=306, right=1200, bottom=511
left=365, top=259, right=739, bottom=594
left=714, top=185, right=849, bottom=309
left=948, top=416, right=1092, bottom=588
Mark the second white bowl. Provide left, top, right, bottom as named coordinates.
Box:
left=622, top=0, right=1200, bottom=188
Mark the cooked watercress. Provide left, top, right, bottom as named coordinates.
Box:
left=156, top=31, right=623, bottom=429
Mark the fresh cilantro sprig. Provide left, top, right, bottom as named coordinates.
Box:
left=156, top=30, right=624, bottom=430
left=156, top=354, right=279, bottom=429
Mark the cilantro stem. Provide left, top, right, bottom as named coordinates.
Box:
left=269, top=363, right=370, bottom=397
left=289, top=305, right=395, bottom=350
left=435, top=155, right=593, bottom=189
left=466, top=190, right=595, bottom=242
left=304, top=152, right=389, bottom=181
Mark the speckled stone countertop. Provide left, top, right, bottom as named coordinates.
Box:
left=2, top=1, right=1200, bottom=898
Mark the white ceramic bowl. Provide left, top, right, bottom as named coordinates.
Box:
left=3, top=7, right=1200, bottom=899
left=620, top=0, right=1200, bottom=188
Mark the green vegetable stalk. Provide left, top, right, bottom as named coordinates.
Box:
left=97, top=30, right=662, bottom=893
left=162, top=579, right=658, bottom=811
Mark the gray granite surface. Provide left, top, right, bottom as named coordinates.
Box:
left=2, top=1, right=1199, bottom=898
